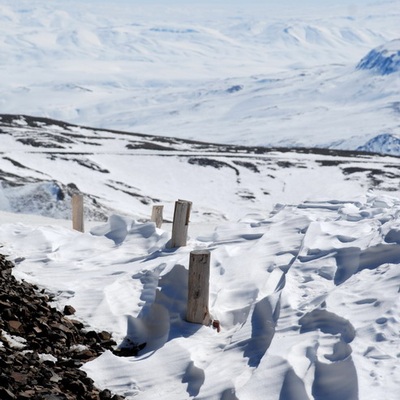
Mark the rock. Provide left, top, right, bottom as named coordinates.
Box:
left=61, top=378, right=87, bottom=396
left=0, top=253, right=125, bottom=400
left=63, top=305, right=76, bottom=316
left=8, top=320, right=23, bottom=334
left=98, top=331, right=112, bottom=341
left=0, top=387, right=16, bottom=400
left=100, top=389, right=112, bottom=399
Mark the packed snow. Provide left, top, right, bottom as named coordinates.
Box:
left=1, top=0, right=399, bottom=150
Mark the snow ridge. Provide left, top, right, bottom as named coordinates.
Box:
left=357, top=133, right=400, bottom=156
left=356, top=39, right=400, bottom=75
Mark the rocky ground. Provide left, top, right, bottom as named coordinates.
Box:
left=0, top=253, right=125, bottom=400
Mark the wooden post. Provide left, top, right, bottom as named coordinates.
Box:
left=151, top=205, right=164, bottom=228
left=187, top=250, right=211, bottom=325
left=72, top=194, right=84, bottom=232
left=171, top=200, right=192, bottom=247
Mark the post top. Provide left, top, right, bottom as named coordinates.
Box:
left=190, top=250, right=210, bottom=256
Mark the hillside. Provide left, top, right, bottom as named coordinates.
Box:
left=357, top=39, right=400, bottom=75
left=0, top=115, right=399, bottom=399
left=1, top=0, right=399, bottom=150
left=1, top=114, right=400, bottom=223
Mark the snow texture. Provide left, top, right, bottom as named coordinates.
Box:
left=0, top=115, right=399, bottom=400
left=0, top=193, right=399, bottom=400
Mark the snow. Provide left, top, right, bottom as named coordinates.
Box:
left=1, top=0, right=399, bottom=150
left=0, top=192, right=399, bottom=399
left=357, top=133, right=400, bottom=155
left=357, top=39, right=400, bottom=75
left=1, top=115, right=399, bottom=399
left=1, top=0, right=400, bottom=398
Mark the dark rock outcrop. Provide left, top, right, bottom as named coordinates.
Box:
left=0, top=254, right=124, bottom=400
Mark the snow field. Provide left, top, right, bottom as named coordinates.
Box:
left=0, top=193, right=399, bottom=399
left=1, top=0, right=399, bottom=149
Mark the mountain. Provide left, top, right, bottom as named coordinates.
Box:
left=357, top=133, right=400, bottom=155
left=1, top=0, right=399, bottom=150
left=356, top=39, right=400, bottom=75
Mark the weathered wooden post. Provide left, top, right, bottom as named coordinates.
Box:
left=151, top=205, right=164, bottom=228
left=72, top=194, right=84, bottom=232
left=187, top=250, right=211, bottom=325
left=171, top=200, right=192, bottom=247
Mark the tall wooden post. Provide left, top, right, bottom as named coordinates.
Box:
left=151, top=205, right=164, bottom=228
left=187, top=250, right=211, bottom=325
left=72, top=194, right=84, bottom=233
left=171, top=200, right=192, bottom=247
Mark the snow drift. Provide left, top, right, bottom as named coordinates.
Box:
left=0, top=193, right=399, bottom=399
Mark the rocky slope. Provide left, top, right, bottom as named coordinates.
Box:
left=0, top=254, right=125, bottom=400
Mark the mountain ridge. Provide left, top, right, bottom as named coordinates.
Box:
left=1, top=114, right=400, bottom=223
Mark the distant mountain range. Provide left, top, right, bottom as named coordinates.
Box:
left=1, top=0, right=399, bottom=151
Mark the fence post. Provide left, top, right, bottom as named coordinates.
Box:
left=187, top=250, right=211, bottom=325
left=72, top=194, right=84, bottom=232
left=171, top=200, right=192, bottom=247
left=151, top=205, right=164, bottom=228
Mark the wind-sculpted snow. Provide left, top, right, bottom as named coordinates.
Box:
left=0, top=194, right=399, bottom=399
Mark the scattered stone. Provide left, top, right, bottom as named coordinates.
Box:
left=99, top=389, right=112, bottom=399
left=0, top=253, right=125, bottom=399
left=63, top=305, right=76, bottom=316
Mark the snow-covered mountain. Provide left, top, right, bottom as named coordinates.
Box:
left=1, top=0, right=399, bottom=150
left=357, top=133, right=400, bottom=155
left=357, top=39, right=400, bottom=75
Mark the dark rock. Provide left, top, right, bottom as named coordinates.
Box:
left=0, top=387, right=16, bottom=400
left=100, top=389, right=112, bottom=399
left=61, top=378, right=87, bottom=396
left=17, top=390, right=36, bottom=400
left=98, top=331, right=112, bottom=341
left=0, top=253, right=125, bottom=400
left=63, top=305, right=76, bottom=316
left=8, top=320, right=23, bottom=334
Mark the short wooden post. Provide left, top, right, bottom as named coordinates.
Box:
left=72, top=194, right=84, bottom=232
left=171, top=200, right=192, bottom=247
left=187, top=250, right=211, bottom=325
left=151, top=205, right=164, bottom=228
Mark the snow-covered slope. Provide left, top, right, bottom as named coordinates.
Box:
left=2, top=114, right=400, bottom=222
left=357, top=133, right=400, bottom=155
left=357, top=39, right=400, bottom=75
left=1, top=0, right=399, bottom=150
left=1, top=114, right=399, bottom=399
